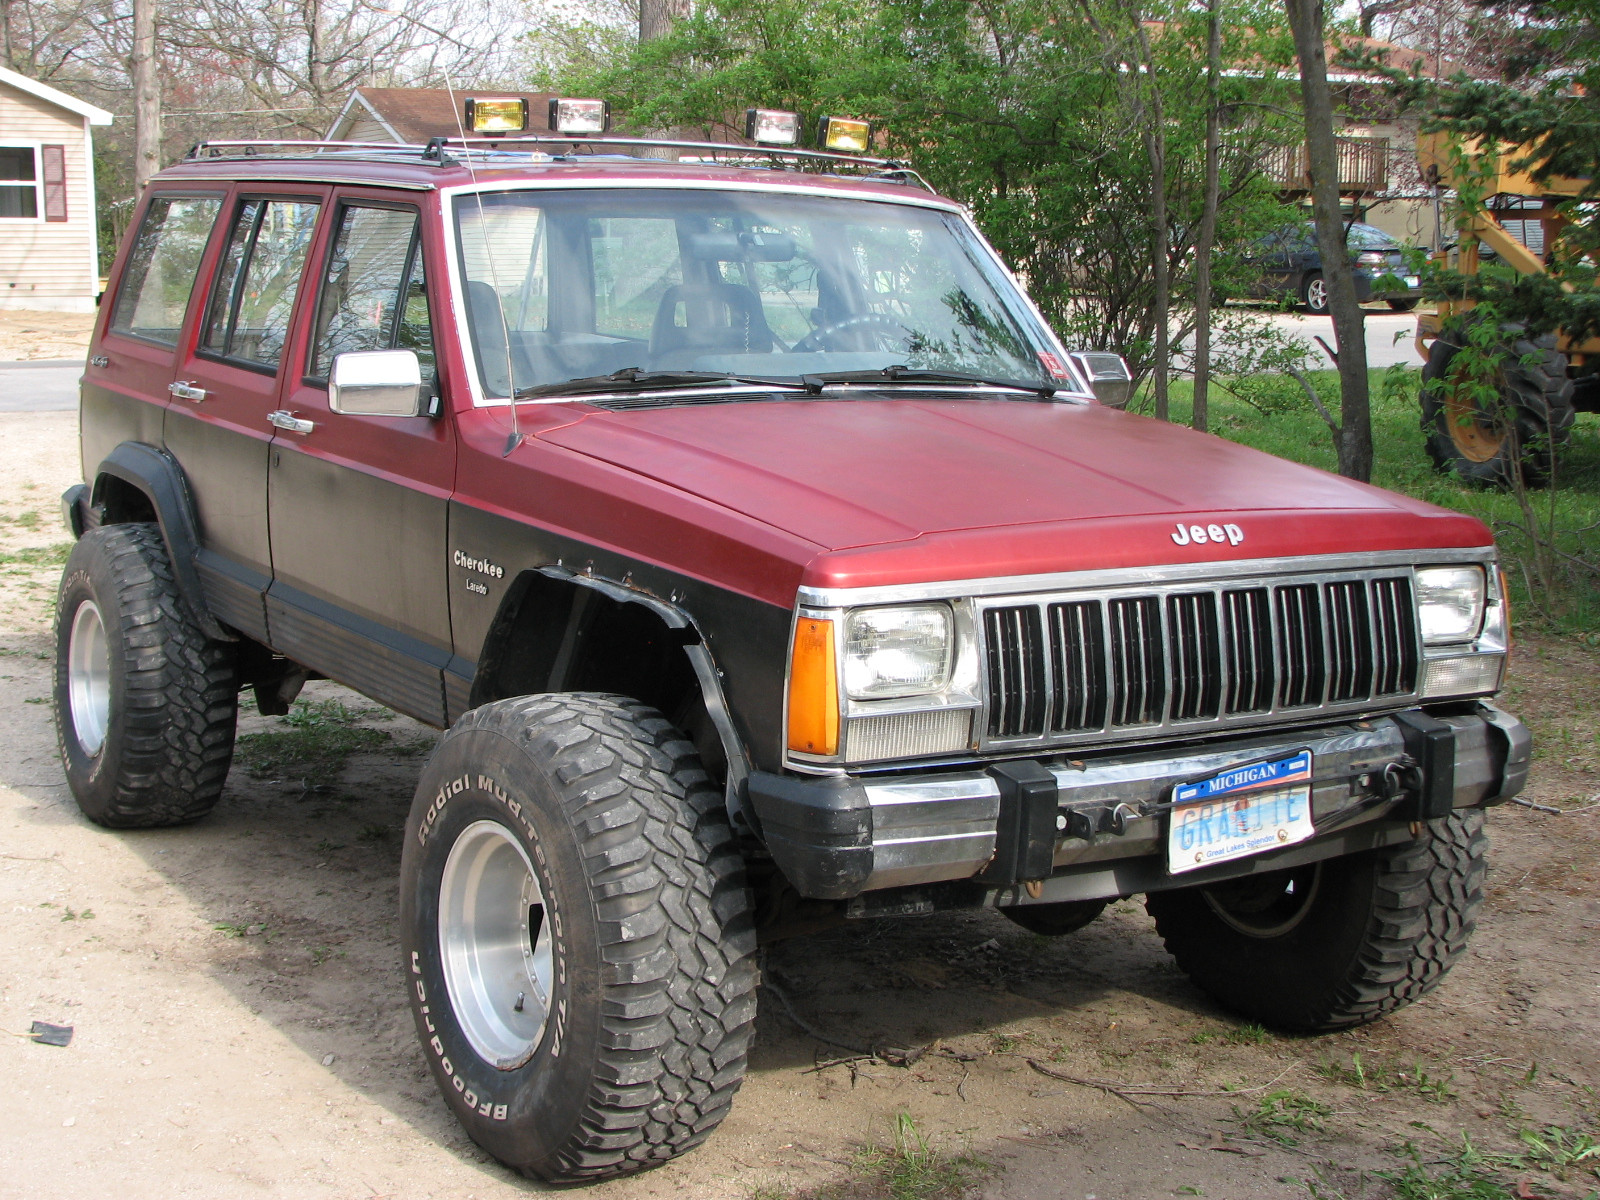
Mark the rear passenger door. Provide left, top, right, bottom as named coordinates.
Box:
left=84, top=191, right=224, bottom=474
left=163, top=189, right=326, bottom=642
left=264, top=195, right=454, bottom=726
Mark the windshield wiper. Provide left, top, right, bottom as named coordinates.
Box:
left=797, top=366, right=1058, bottom=398
left=511, top=367, right=805, bottom=401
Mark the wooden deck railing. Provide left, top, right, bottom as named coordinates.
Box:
left=1262, top=136, right=1390, bottom=193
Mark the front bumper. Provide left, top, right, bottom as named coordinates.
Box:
left=747, top=702, right=1531, bottom=900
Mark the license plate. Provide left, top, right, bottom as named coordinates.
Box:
left=1166, top=750, right=1315, bottom=874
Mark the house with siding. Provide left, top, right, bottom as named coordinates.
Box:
left=0, top=67, right=112, bottom=312
left=325, top=88, right=560, bottom=144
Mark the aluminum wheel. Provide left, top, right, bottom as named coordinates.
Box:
left=67, top=599, right=111, bottom=756
left=438, top=819, right=555, bottom=1070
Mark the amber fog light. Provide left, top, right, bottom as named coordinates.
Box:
left=465, top=97, right=529, bottom=135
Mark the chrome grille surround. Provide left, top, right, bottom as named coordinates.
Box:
left=975, top=564, right=1426, bottom=753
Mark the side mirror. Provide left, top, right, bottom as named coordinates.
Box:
left=329, top=349, right=427, bottom=417
left=1068, top=351, right=1134, bottom=409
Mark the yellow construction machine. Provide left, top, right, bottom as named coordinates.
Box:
left=1413, top=133, right=1597, bottom=485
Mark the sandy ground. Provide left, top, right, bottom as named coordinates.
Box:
left=1, top=410, right=1596, bottom=1200
left=0, top=311, right=96, bottom=362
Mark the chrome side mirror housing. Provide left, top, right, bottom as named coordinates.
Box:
left=328, top=349, right=427, bottom=417
left=1068, top=351, right=1134, bottom=409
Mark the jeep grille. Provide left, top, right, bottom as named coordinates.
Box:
left=981, top=571, right=1419, bottom=747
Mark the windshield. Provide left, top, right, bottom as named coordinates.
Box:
left=452, top=187, right=1058, bottom=399
left=1347, top=223, right=1398, bottom=250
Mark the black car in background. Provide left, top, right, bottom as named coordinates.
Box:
left=1246, top=221, right=1423, bottom=314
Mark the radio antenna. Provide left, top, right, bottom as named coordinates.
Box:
left=444, top=73, right=523, bottom=455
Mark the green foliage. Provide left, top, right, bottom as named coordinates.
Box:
left=236, top=698, right=391, bottom=779
left=555, top=0, right=1306, bottom=380
left=1234, top=1089, right=1331, bottom=1145
left=853, top=1112, right=988, bottom=1200
left=1516, top=1125, right=1600, bottom=1180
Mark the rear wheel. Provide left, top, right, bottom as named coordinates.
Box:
left=1300, top=272, right=1329, bottom=314
left=1144, top=812, right=1486, bottom=1032
left=400, top=693, right=757, bottom=1182
left=53, top=523, right=237, bottom=827
left=1420, top=329, right=1575, bottom=486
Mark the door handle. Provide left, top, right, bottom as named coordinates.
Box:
left=169, top=380, right=207, bottom=402
left=267, top=410, right=315, bottom=434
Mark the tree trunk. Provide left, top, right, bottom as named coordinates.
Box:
left=1284, top=0, right=1372, bottom=481
left=0, top=1, right=13, bottom=71
left=132, top=0, right=163, bottom=189
left=640, top=0, right=691, bottom=43
left=1131, top=16, right=1170, bottom=422
left=1192, top=0, right=1223, bottom=435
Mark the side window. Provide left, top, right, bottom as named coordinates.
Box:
left=109, top=195, right=222, bottom=345
left=309, top=205, right=434, bottom=380
left=590, top=217, right=681, bottom=339
left=201, top=198, right=320, bottom=370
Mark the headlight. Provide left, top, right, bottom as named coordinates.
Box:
left=844, top=605, right=952, bottom=699
left=1415, top=566, right=1485, bottom=645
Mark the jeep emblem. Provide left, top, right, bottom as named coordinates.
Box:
left=1172, top=522, right=1243, bottom=547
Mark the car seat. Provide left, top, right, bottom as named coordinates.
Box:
left=649, top=282, right=775, bottom=369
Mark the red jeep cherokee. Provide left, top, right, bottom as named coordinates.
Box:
left=56, top=118, right=1529, bottom=1183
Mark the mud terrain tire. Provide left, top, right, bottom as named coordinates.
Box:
left=1144, top=812, right=1486, bottom=1032
left=399, top=693, right=757, bottom=1183
left=1421, top=330, right=1575, bottom=487
left=53, top=523, right=237, bottom=827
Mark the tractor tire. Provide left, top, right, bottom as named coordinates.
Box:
left=1420, top=329, right=1575, bottom=486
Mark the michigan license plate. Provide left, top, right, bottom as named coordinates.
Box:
left=1166, top=750, right=1315, bottom=874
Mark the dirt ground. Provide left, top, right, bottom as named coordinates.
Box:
left=1, top=408, right=1596, bottom=1200
left=0, top=311, right=96, bottom=361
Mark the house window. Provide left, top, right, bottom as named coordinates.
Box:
left=0, top=144, right=65, bottom=222
left=0, top=146, right=40, bottom=220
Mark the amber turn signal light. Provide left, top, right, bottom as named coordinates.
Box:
left=464, top=97, right=529, bottom=135
left=787, top=617, right=839, bottom=756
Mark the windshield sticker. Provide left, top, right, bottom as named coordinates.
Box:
left=1171, top=522, right=1243, bottom=547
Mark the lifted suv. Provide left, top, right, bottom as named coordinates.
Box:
left=58, top=123, right=1530, bottom=1183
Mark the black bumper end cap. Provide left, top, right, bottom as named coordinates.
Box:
left=746, top=771, right=873, bottom=901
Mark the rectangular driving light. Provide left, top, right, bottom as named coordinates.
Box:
left=745, top=108, right=801, bottom=146
left=548, top=98, right=609, bottom=136
left=464, top=97, right=529, bottom=135
left=818, top=116, right=871, bottom=154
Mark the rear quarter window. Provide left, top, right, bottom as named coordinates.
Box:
left=109, top=195, right=223, bottom=345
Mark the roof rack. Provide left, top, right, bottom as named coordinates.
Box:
left=184, top=136, right=932, bottom=189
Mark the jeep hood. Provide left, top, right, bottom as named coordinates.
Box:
left=541, top=396, right=1490, bottom=590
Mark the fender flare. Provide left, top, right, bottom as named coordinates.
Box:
left=483, top=565, right=753, bottom=825
left=90, top=442, right=234, bottom=643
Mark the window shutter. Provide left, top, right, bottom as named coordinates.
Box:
left=41, top=145, right=67, bottom=222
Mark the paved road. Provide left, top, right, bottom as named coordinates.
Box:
left=0, top=359, right=82, bottom=411
left=1185, top=306, right=1426, bottom=371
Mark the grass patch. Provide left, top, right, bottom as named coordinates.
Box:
left=850, top=1113, right=986, bottom=1200
left=0, top=543, right=72, bottom=567
left=236, top=698, right=390, bottom=779
left=1235, top=1089, right=1331, bottom=1145
left=1136, top=369, right=1600, bottom=635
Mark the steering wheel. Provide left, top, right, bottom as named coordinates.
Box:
left=790, top=312, right=913, bottom=354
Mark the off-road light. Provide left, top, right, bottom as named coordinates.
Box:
left=548, top=98, right=609, bottom=136
left=1415, top=565, right=1486, bottom=644
left=787, top=617, right=839, bottom=756
left=818, top=116, right=871, bottom=154
left=844, top=605, right=952, bottom=699
left=464, top=97, right=528, bottom=135
left=746, top=108, right=801, bottom=146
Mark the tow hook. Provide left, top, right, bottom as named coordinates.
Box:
left=1061, top=803, right=1139, bottom=841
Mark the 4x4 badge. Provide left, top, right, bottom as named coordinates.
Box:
left=1172, top=522, right=1244, bottom=547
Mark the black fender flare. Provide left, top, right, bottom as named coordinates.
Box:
left=89, top=442, right=234, bottom=643
left=476, top=565, right=753, bottom=825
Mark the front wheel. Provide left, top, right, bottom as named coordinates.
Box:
left=400, top=694, right=757, bottom=1183
left=1144, top=812, right=1486, bottom=1032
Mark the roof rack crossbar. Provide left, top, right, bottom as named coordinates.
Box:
left=184, top=135, right=921, bottom=180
